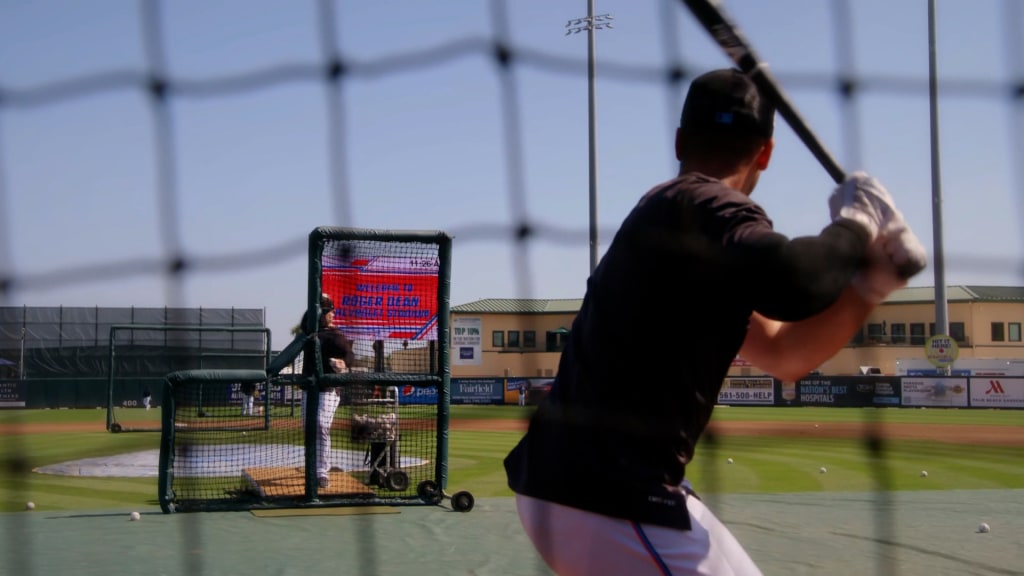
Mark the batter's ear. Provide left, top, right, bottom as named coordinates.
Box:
left=754, top=138, right=774, bottom=170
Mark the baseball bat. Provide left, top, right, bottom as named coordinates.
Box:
left=680, top=0, right=846, bottom=185
left=682, top=0, right=926, bottom=279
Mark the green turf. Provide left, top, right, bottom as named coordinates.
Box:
left=0, top=432, right=159, bottom=513
left=0, top=406, right=1021, bottom=512
left=4, top=404, right=1021, bottom=426
left=450, top=404, right=1024, bottom=426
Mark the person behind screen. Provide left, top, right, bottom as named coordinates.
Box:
left=240, top=381, right=256, bottom=416
left=301, top=294, right=354, bottom=489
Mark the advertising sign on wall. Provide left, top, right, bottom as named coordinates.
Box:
left=789, top=377, right=901, bottom=407
left=451, top=378, right=504, bottom=404
left=397, top=384, right=438, bottom=405
left=0, top=380, right=26, bottom=408
left=969, top=378, right=1024, bottom=408
left=717, top=377, right=774, bottom=405
left=901, top=377, right=968, bottom=407
left=452, top=317, right=482, bottom=366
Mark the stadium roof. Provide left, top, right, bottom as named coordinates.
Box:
left=452, top=298, right=584, bottom=314
left=453, top=286, right=1024, bottom=314
left=882, top=286, right=1024, bottom=304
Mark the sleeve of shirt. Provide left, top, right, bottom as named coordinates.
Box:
left=720, top=199, right=870, bottom=322
left=324, top=331, right=355, bottom=366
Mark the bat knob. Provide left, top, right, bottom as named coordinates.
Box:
left=896, top=259, right=926, bottom=280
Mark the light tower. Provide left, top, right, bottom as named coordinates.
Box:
left=566, top=4, right=613, bottom=274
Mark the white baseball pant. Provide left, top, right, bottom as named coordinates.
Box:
left=301, top=389, right=342, bottom=479
left=515, top=488, right=762, bottom=576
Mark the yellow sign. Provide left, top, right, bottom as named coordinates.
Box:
left=925, top=334, right=959, bottom=368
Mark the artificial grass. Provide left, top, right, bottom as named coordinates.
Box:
left=0, top=406, right=1021, bottom=512
left=3, top=404, right=1021, bottom=427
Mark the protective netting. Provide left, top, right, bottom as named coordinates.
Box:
left=108, top=324, right=270, bottom=431
left=0, top=1, right=1022, bottom=574
left=162, top=375, right=440, bottom=512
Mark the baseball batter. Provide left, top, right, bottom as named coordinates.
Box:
left=504, top=69, right=927, bottom=575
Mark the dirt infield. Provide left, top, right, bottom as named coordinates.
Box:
left=3, top=419, right=1023, bottom=447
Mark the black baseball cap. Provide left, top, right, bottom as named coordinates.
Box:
left=320, top=293, right=334, bottom=312
left=679, top=68, right=774, bottom=138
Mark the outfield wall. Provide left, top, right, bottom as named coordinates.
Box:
left=728, top=376, right=1024, bottom=409
left=1, top=376, right=1021, bottom=410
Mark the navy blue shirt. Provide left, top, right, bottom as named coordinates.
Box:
left=504, top=173, right=868, bottom=529
left=300, top=321, right=354, bottom=378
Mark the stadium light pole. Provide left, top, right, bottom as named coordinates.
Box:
left=927, top=0, right=950, bottom=374
left=566, top=4, right=613, bottom=274
left=19, top=327, right=25, bottom=380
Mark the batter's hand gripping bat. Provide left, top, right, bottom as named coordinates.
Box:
left=681, top=0, right=925, bottom=279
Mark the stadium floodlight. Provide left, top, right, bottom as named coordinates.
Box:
left=566, top=3, right=614, bottom=274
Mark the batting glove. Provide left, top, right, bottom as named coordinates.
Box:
left=852, top=223, right=928, bottom=304
left=829, top=171, right=902, bottom=242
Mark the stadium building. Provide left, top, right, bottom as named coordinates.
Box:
left=448, top=286, right=1024, bottom=384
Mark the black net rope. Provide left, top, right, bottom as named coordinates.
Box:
left=0, top=1, right=1021, bottom=575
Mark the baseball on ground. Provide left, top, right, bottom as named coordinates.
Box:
left=978, top=522, right=990, bottom=533
left=130, top=511, right=141, bottom=521
left=819, top=467, right=827, bottom=474
left=25, top=502, right=35, bottom=510
left=920, top=470, right=928, bottom=477
left=727, top=458, right=734, bottom=464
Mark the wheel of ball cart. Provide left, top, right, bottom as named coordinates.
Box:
left=385, top=470, right=410, bottom=492
left=110, top=422, right=122, bottom=433
left=417, top=479, right=441, bottom=504
left=451, top=490, right=475, bottom=513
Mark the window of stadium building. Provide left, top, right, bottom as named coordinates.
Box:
left=524, top=330, right=536, bottom=348
left=950, top=322, right=965, bottom=343
left=910, top=323, right=926, bottom=345
left=992, top=322, right=1005, bottom=342
left=546, top=329, right=569, bottom=352
left=1010, top=323, right=1022, bottom=342
left=890, top=323, right=906, bottom=344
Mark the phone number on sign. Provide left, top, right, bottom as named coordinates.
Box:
left=717, top=390, right=773, bottom=403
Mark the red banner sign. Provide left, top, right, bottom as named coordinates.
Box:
left=322, top=256, right=438, bottom=340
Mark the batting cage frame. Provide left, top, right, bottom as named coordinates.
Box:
left=107, top=324, right=273, bottom=433
left=158, top=227, right=473, bottom=513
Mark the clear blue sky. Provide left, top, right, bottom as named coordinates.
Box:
left=0, top=0, right=1020, bottom=345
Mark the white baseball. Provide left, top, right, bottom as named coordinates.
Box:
left=819, top=467, right=827, bottom=474
left=978, top=522, right=990, bottom=533
left=727, top=458, right=734, bottom=464
left=920, top=470, right=928, bottom=478
left=25, top=501, right=35, bottom=511
left=130, top=511, right=141, bottom=521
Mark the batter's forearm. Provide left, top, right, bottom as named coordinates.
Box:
left=742, top=286, right=874, bottom=381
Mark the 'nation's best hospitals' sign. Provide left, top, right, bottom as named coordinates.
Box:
left=323, top=254, right=439, bottom=341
